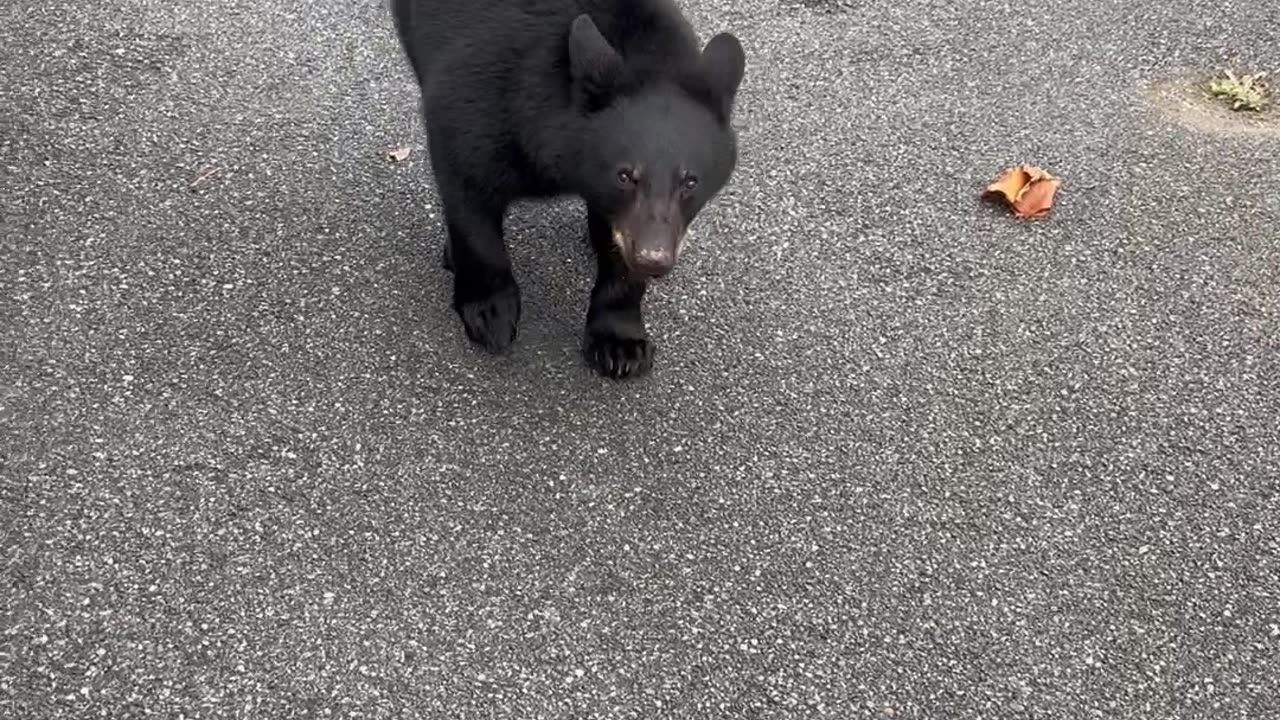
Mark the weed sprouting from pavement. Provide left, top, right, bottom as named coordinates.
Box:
left=1207, top=69, right=1272, bottom=112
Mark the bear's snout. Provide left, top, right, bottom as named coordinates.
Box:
left=634, top=246, right=674, bottom=277
left=613, top=221, right=682, bottom=279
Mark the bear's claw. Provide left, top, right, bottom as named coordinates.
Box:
left=584, top=331, right=654, bottom=379
left=457, top=285, right=520, bottom=354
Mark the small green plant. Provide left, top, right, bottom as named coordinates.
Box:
left=1207, top=69, right=1272, bottom=112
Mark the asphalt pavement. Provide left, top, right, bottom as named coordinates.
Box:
left=3, top=0, right=1279, bottom=717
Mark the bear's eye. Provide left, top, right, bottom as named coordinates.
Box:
left=681, top=175, right=699, bottom=192
left=616, top=169, right=636, bottom=187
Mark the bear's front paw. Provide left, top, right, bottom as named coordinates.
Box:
left=584, top=329, right=654, bottom=379
left=456, top=284, right=521, bottom=354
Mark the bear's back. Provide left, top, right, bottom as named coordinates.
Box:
left=395, top=0, right=703, bottom=90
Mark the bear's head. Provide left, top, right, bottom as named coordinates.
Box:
left=567, top=14, right=745, bottom=279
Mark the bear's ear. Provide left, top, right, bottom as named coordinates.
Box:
left=699, top=32, right=746, bottom=119
left=568, top=14, right=623, bottom=98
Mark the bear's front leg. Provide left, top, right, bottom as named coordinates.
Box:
left=583, top=209, right=654, bottom=379
left=438, top=183, right=520, bottom=354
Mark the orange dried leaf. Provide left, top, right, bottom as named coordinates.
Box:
left=982, top=164, right=1062, bottom=219
left=1010, top=174, right=1061, bottom=218
left=985, top=166, right=1032, bottom=205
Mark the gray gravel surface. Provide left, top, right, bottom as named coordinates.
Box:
left=3, top=0, right=1280, bottom=717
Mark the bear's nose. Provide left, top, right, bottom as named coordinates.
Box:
left=633, top=246, right=674, bottom=277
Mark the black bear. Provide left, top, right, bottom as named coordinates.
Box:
left=391, top=0, right=746, bottom=379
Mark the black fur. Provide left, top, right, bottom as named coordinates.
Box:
left=392, top=0, right=745, bottom=379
